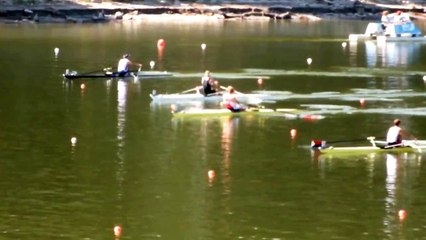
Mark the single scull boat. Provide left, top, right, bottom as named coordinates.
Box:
left=63, top=69, right=172, bottom=80
left=311, top=136, right=426, bottom=154
left=171, top=107, right=325, bottom=120
left=150, top=86, right=275, bottom=105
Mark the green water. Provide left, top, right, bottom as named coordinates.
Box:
left=0, top=20, right=426, bottom=239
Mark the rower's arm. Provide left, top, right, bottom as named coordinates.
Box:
left=401, top=129, right=416, bottom=140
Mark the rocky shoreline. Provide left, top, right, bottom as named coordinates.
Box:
left=0, top=0, right=425, bottom=23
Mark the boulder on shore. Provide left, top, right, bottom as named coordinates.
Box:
left=0, top=0, right=424, bottom=23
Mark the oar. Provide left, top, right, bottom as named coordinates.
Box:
left=383, top=143, right=404, bottom=149
left=206, top=92, right=222, bottom=97
left=311, top=137, right=376, bottom=149
left=318, top=138, right=371, bottom=144
left=408, top=143, right=423, bottom=153
left=403, top=139, right=423, bottom=153
left=78, top=67, right=112, bottom=75
left=180, top=86, right=202, bottom=94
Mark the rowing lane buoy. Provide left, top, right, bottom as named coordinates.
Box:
left=290, top=129, right=297, bottom=139
left=70, top=137, right=77, bottom=146
left=208, top=170, right=215, bottom=179
left=157, top=39, right=166, bottom=48
left=113, top=225, right=122, bottom=237
left=398, top=209, right=407, bottom=222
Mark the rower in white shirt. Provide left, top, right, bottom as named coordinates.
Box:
left=117, top=54, right=142, bottom=77
left=386, top=118, right=415, bottom=146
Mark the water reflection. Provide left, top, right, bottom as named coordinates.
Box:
left=383, top=153, right=422, bottom=237
left=351, top=41, right=421, bottom=68
left=116, top=80, right=127, bottom=201
left=314, top=152, right=423, bottom=238
left=383, top=153, right=398, bottom=236
left=348, top=40, right=358, bottom=67
left=220, top=117, right=238, bottom=196
left=170, top=115, right=238, bottom=190
left=157, top=45, right=165, bottom=70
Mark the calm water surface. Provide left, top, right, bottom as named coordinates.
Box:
left=1, top=19, right=426, bottom=239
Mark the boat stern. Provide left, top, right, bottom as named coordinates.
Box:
left=385, top=22, right=422, bottom=37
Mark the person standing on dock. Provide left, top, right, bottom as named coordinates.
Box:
left=117, top=54, right=142, bottom=77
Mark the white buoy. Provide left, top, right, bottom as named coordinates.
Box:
left=71, top=137, right=77, bottom=146
left=150, top=61, right=155, bottom=69
left=306, top=57, right=312, bottom=65
left=341, top=42, right=347, bottom=48
left=423, top=75, right=426, bottom=81
left=201, top=43, right=206, bottom=51
left=54, top=47, right=60, bottom=56
left=290, top=129, right=297, bottom=139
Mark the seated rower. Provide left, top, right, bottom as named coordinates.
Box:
left=222, top=86, right=245, bottom=112
left=200, top=70, right=218, bottom=96
left=393, top=10, right=411, bottom=24
left=117, top=54, right=142, bottom=77
left=381, top=10, right=391, bottom=30
left=386, top=118, right=415, bottom=146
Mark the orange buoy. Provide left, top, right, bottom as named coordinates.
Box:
left=398, top=209, right=407, bottom=221
left=113, top=225, right=122, bottom=237
left=157, top=39, right=166, bottom=48
left=80, top=83, right=86, bottom=90
left=257, top=78, right=263, bottom=85
left=360, top=98, right=365, bottom=106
